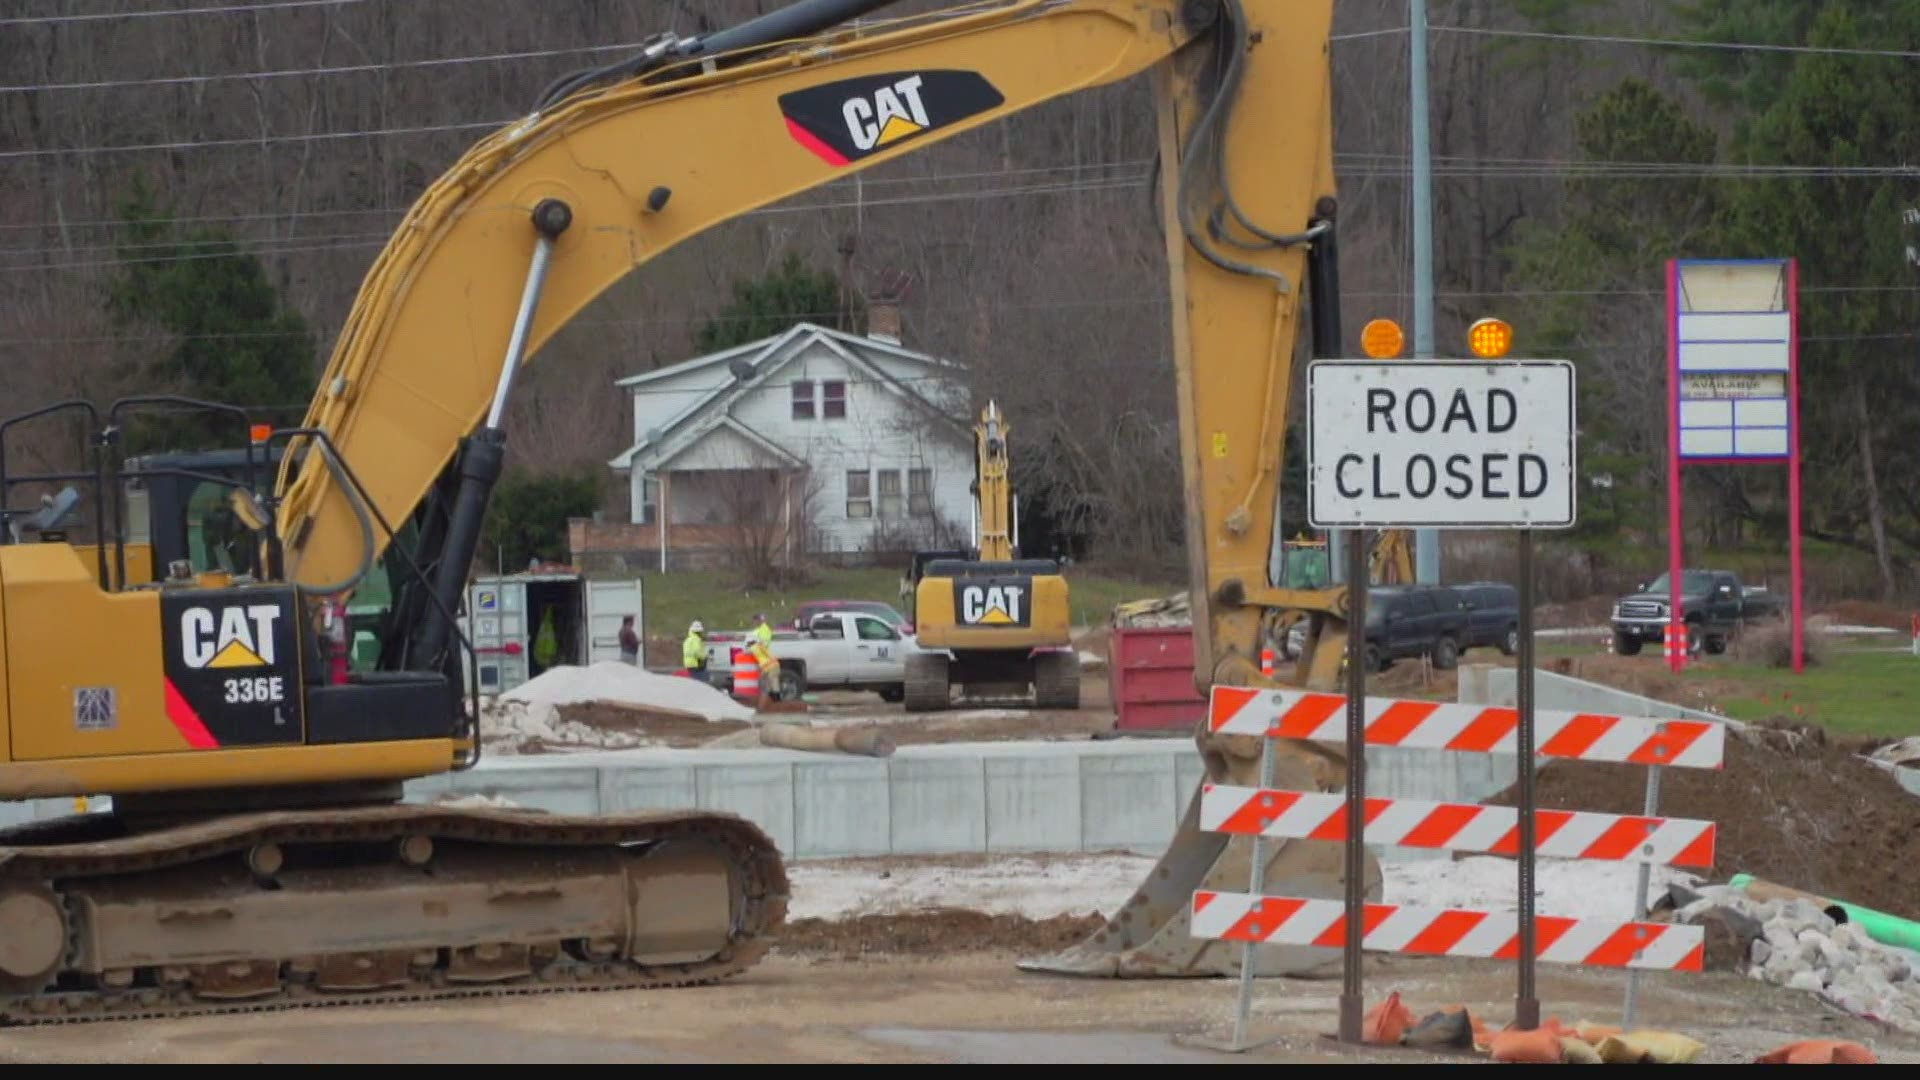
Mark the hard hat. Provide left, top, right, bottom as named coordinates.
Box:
left=689, top=620, right=704, bottom=634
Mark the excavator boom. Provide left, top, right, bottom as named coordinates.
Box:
left=0, top=0, right=1372, bottom=1024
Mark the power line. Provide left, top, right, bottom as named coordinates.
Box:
left=0, top=172, right=1156, bottom=274
left=0, top=160, right=1154, bottom=240
left=0, top=296, right=1174, bottom=352
left=1432, top=24, right=1920, bottom=62
left=1, top=39, right=653, bottom=95
left=1, top=0, right=370, bottom=28
left=1331, top=26, right=1409, bottom=43
left=0, top=117, right=499, bottom=161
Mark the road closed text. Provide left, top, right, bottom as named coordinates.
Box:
left=1307, top=361, right=1576, bottom=529
left=1332, top=388, right=1554, bottom=501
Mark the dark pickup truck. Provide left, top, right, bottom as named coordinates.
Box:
left=1610, top=569, right=1786, bottom=657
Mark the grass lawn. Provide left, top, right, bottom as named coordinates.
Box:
left=635, top=564, right=1179, bottom=640
left=1696, top=646, right=1919, bottom=738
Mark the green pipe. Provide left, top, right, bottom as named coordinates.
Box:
left=1729, top=873, right=1920, bottom=954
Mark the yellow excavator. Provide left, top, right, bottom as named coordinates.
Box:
left=0, top=0, right=1376, bottom=1021
left=1272, top=529, right=1413, bottom=661
left=904, top=401, right=1077, bottom=712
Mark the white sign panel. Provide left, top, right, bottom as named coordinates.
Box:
left=1306, top=360, right=1576, bottom=530
left=1671, top=260, right=1793, bottom=462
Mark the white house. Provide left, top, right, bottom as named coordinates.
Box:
left=584, top=319, right=975, bottom=571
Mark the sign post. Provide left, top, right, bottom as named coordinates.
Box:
left=1338, top=525, right=1369, bottom=1043
left=1666, top=259, right=1802, bottom=672
left=1308, top=347, right=1575, bottom=1039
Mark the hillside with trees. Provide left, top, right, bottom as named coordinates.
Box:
left=2, top=0, right=1914, bottom=599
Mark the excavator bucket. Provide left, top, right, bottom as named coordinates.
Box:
left=1019, top=621, right=1383, bottom=979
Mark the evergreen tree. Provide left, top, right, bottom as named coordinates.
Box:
left=695, top=252, right=861, bottom=352
left=105, top=176, right=316, bottom=449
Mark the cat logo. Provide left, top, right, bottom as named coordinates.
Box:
left=842, top=74, right=930, bottom=153
left=779, top=70, right=1005, bottom=167
left=960, top=584, right=1025, bottom=626
left=181, top=605, right=281, bottom=669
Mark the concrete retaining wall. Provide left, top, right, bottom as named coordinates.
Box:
left=1457, top=663, right=1730, bottom=724
left=5, top=664, right=1754, bottom=850
left=402, top=738, right=1518, bottom=863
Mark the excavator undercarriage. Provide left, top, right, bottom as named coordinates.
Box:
left=0, top=804, right=786, bottom=1026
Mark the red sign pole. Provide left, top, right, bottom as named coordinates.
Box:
left=1665, top=260, right=1686, bottom=673
left=1787, top=257, right=1805, bottom=673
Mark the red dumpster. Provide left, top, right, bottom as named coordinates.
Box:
left=1107, top=624, right=1206, bottom=730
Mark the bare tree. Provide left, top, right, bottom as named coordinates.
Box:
left=700, top=444, right=825, bottom=589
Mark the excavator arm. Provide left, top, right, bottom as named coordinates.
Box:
left=0, top=1, right=1370, bottom=1025
left=270, top=0, right=1366, bottom=978
left=973, top=401, right=1014, bottom=564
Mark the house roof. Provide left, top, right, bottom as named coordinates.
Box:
left=609, top=322, right=970, bottom=472
left=651, top=414, right=809, bottom=472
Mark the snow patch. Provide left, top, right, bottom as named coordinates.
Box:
left=785, top=852, right=1695, bottom=924
left=1384, top=856, right=1696, bottom=919
left=789, top=855, right=1159, bottom=920
left=481, top=662, right=752, bottom=754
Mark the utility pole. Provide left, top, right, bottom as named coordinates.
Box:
left=1410, top=0, right=1442, bottom=584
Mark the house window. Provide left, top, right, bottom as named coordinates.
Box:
left=845, top=470, right=872, bottom=518
left=877, top=470, right=903, bottom=518
left=791, top=380, right=815, bottom=420
left=638, top=477, right=659, bottom=526
left=908, top=468, right=933, bottom=516
left=822, top=380, right=847, bottom=419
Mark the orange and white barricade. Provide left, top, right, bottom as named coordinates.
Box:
left=1190, top=686, right=1725, bottom=974
left=1190, top=894, right=1704, bottom=971
left=729, top=647, right=759, bottom=702
left=1664, top=621, right=1689, bottom=668
left=1206, top=686, right=1726, bottom=769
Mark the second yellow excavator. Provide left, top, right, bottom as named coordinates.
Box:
left=904, top=401, right=1078, bottom=712
left=0, top=0, right=1377, bottom=1022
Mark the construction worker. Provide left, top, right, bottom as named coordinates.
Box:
left=748, top=636, right=782, bottom=702
left=682, top=620, right=706, bottom=679
left=752, top=612, right=774, bottom=649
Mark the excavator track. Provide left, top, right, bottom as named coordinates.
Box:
left=0, top=803, right=788, bottom=1028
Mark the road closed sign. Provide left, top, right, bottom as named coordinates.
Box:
left=1307, top=359, right=1576, bottom=529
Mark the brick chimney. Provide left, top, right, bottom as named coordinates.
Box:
left=866, top=300, right=902, bottom=345
left=864, top=270, right=912, bottom=345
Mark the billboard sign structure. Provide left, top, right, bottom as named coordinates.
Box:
left=1666, top=258, right=1803, bottom=671
left=1673, top=262, right=1794, bottom=462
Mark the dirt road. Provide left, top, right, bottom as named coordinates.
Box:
left=3, top=951, right=1913, bottom=1063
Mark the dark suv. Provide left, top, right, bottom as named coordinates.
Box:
left=1453, top=581, right=1520, bottom=657
left=1363, top=584, right=1469, bottom=673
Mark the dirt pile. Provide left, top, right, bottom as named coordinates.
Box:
left=1488, top=721, right=1920, bottom=920
left=776, top=910, right=1104, bottom=958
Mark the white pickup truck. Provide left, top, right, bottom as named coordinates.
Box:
left=702, top=611, right=915, bottom=702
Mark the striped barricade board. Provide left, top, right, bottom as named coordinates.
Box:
left=1206, top=686, right=1725, bottom=769
left=1190, top=892, right=1704, bottom=972
left=1200, top=784, right=1716, bottom=867
left=1189, top=687, right=1726, bottom=984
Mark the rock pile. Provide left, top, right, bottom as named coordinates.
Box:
left=1679, top=886, right=1920, bottom=1033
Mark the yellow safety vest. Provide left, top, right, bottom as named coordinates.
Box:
left=682, top=633, right=705, bottom=668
